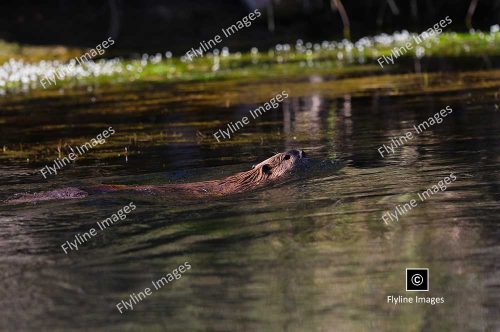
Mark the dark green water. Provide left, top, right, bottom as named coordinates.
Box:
left=0, top=69, right=499, bottom=331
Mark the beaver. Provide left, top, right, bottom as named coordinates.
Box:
left=5, top=150, right=308, bottom=204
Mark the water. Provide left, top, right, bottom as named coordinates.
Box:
left=0, top=68, right=499, bottom=331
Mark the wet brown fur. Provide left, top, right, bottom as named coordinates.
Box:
left=6, top=150, right=307, bottom=204
left=92, top=149, right=307, bottom=198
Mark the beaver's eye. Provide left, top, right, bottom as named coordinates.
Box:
left=262, top=164, right=272, bottom=175
left=284, top=155, right=291, bottom=160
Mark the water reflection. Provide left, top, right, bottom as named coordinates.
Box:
left=0, top=70, right=499, bottom=331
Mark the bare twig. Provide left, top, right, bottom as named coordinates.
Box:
left=376, top=1, right=387, bottom=27
left=331, top=0, right=351, bottom=40
left=410, top=0, right=418, bottom=20
left=466, top=0, right=479, bottom=30
left=386, top=0, right=400, bottom=15
left=267, top=0, right=275, bottom=32
left=107, top=0, right=121, bottom=40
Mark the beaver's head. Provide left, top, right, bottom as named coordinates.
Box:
left=250, top=149, right=308, bottom=181
left=216, top=150, right=308, bottom=194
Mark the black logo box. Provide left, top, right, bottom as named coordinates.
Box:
left=406, top=268, right=429, bottom=291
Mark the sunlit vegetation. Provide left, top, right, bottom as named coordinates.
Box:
left=1, top=28, right=499, bottom=94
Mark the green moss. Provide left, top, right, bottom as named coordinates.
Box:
left=1, top=31, right=499, bottom=92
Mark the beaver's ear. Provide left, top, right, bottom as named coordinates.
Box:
left=262, top=164, right=272, bottom=175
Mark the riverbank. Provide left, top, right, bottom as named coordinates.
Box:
left=1, top=28, right=499, bottom=94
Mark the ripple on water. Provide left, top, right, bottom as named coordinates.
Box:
left=0, top=70, right=499, bottom=331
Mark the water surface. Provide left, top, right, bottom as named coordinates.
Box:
left=0, top=68, right=499, bottom=331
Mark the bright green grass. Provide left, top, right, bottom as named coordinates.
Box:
left=1, top=31, right=499, bottom=92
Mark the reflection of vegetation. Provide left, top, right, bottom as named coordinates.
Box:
left=1, top=30, right=499, bottom=93
left=0, top=68, right=498, bottom=163
left=0, top=40, right=82, bottom=65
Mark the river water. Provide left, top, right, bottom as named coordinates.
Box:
left=0, top=67, right=499, bottom=331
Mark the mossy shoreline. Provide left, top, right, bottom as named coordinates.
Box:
left=0, top=29, right=499, bottom=94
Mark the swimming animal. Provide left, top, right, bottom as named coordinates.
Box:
left=5, top=150, right=309, bottom=204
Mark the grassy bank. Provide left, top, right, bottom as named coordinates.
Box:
left=0, top=29, right=499, bottom=94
